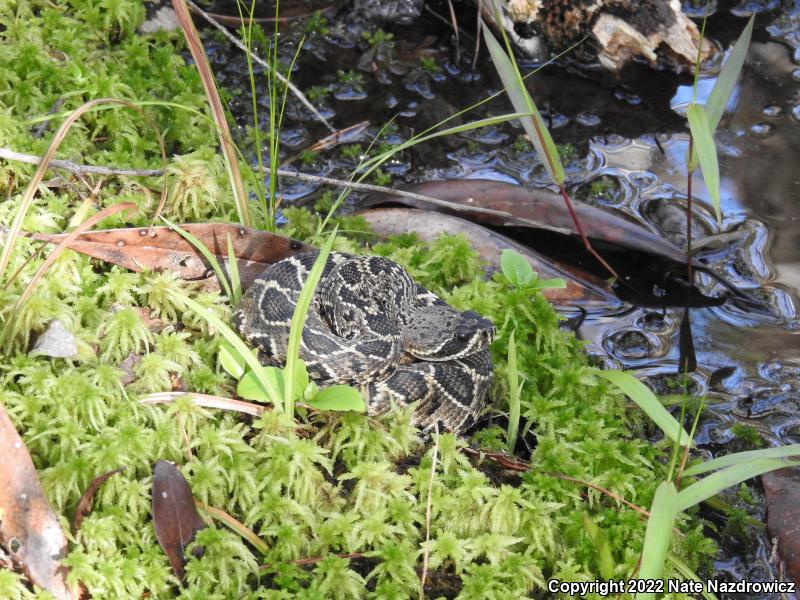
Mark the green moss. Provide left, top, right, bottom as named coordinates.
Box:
left=0, top=2, right=718, bottom=598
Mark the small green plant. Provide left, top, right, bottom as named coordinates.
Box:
left=420, top=56, right=440, bottom=74
left=362, top=29, right=394, bottom=47
left=303, top=11, right=329, bottom=36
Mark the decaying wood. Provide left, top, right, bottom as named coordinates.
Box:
left=762, top=468, right=800, bottom=587
left=482, top=0, right=712, bottom=72
left=0, top=405, right=77, bottom=599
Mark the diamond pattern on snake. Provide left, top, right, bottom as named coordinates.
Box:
left=234, top=252, right=495, bottom=434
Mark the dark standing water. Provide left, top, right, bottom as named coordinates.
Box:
left=199, top=0, right=800, bottom=591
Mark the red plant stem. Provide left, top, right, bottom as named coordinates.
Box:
left=686, top=138, right=694, bottom=282
left=558, top=185, right=620, bottom=281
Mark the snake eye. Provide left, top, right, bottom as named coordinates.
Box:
left=456, top=332, right=471, bottom=342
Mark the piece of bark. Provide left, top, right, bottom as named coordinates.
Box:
left=358, top=207, right=621, bottom=307
left=151, top=460, right=207, bottom=580
left=0, top=405, right=76, bottom=599
left=762, top=468, right=800, bottom=587
left=482, top=0, right=712, bottom=72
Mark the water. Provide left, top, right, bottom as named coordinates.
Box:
left=202, top=0, right=800, bottom=588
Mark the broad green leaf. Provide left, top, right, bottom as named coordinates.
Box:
left=219, top=342, right=247, bottom=379
left=307, top=385, right=366, bottom=412
left=481, top=21, right=565, bottom=185
left=590, top=368, right=691, bottom=445
left=506, top=330, right=521, bottom=451
left=532, top=277, right=567, bottom=290
left=284, top=227, right=338, bottom=413
left=500, top=249, right=535, bottom=287
left=686, top=104, right=722, bottom=224
left=582, top=513, right=615, bottom=580
left=683, top=444, right=800, bottom=477
left=175, top=292, right=282, bottom=405
left=676, top=458, right=800, bottom=511
left=237, top=366, right=284, bottom=402
left=689, top=16, right=754, bottom=170
left=637, top=481, right=678, bottom=597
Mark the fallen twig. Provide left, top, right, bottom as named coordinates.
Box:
left=420, top=424, right=439, bottom=597
left=186, top=0, right=335, bottom=133
left=0, top=147, right=573, bottom=235
left=0, top=148, right=163, bottom=177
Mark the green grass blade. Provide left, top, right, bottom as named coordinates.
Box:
left=637, top=480, right=678, bottom=596
left=161, top=217, right=234, bottom=301
left=582, top=513, right=615, bottom=580
left=686, top=104, right=721, bottom=224
left=667, top=554, right=719, bottom=600
left=506, top=330, right=521, bottom=452
left=481, top=21, right=565, bottom=185
left=589, top=368, right=691, bottom=445
left=174, top=291, right=283, bottom=405
left=225, top=233, right=241, bottom=304
left=676, top=459, right=800, bottom=512
left=283, top=226, right=338, bottom=413
left=704, top=16, right=754, bottom=133
left=683, top=444, right=800, bottom=477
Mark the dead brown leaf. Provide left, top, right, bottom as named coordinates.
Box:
left=29, top=224, right=314, bottom=293
left=151, top=460, right=207, bottom=580
left=0, top=405, right=77, bottom=599
left=358, top=207, right=621, bottom=307
left=72, top=468, right=126, bottom=534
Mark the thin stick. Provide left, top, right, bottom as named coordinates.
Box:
left=186, top=0, right=335, bottom=133
left=0, top=147, right=574, bottom=235
left=0, top=148, right=163, bottom=176
left=420, top=423, right=439, bottom=597
left=471, top=0, right=483, bottom=73
left=446, top=0, right=461, bottom=63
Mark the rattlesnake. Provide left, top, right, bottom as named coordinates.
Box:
left=233, top=252, right=495, bottom=433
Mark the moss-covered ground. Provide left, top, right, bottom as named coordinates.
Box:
left=1, top=1, right=715, bottom=597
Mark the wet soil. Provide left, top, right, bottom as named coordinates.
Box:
left=198, top=0, right=800, bottom=591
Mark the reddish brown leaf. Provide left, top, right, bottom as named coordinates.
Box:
left=0, top=405, right=76, bottom=599
left=365, top=179, right=689, bottom=263
left=762, top=468, right=800, bottom=587
left=367, top=179, right=763, bottom=308
left=152, top=460, right=207, bottom=580
left=358, top=207, right=621, bottom=307
left=72, top=468, right=126, bottom=534
left=29, top=224, right=313, bottom=292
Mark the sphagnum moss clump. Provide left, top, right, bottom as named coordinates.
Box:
left=0, top=1, right=718, bottom=598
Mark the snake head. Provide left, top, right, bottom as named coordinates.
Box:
left=404, top=306, right=495, bottom=361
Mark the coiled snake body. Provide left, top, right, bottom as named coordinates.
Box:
left=234, top=252, right=495, bottom=433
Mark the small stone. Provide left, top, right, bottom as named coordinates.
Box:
left=139, top=7, right=180, bottom=34
left=30, top=319, right=78, bottom=359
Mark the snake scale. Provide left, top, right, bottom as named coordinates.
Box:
left=233, top=252, right=496, bottom=433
